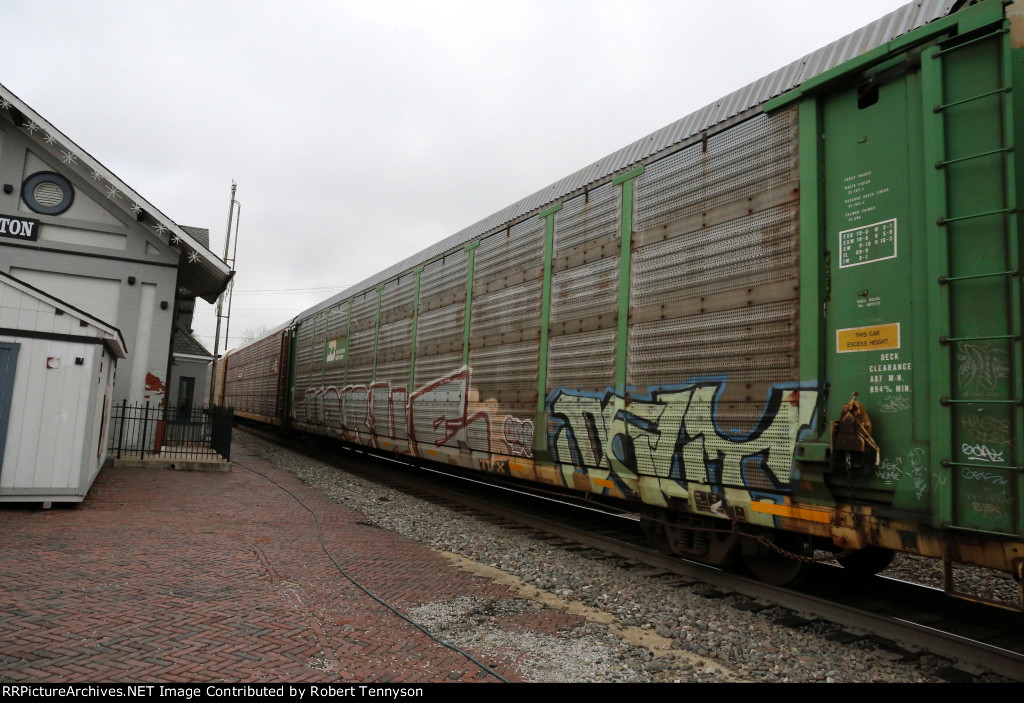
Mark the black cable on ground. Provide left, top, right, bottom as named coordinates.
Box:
left=232, top=457, right=511, bottom=683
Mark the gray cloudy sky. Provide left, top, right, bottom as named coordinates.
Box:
left=2, top=0, right=912, bottom=352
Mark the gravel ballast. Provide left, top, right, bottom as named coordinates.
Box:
left=236, top=431, right=1013, bottom=683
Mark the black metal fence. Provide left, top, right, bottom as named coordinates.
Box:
left=108, top=401, right=234, bottom=461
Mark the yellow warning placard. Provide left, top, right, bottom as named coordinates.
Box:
left=836, top=322, right=900, bottom=353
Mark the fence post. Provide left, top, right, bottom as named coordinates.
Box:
left=140, top=401, right=149, bottom=460
left=154, top=404, right=165, bottom=454
left=115, top=399, right=127, bottom=460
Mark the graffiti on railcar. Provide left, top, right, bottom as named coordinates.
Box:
left=546, top=380, right=818, bottom=491
left=959, top=414, right=1011, bottom=446
left=502, top=417, right=534, bottom=458
left=878, top=447, right=929, bottom=503
left=407, top=369, right=491, bottom=453
left=297, top=367, right=534, bottom=459
left=957, top=342, right=1010, bottom=396
left=298, top=371, right=819, bottom=488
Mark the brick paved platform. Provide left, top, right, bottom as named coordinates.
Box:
left=0, top=442, right=545, bottom=683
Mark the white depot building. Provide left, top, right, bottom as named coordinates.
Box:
left=0, top=83, right=231, bottom=503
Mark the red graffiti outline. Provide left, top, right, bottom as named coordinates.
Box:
left=302, top=368, right=498, bottom=457
left=406, top=368, right=492, bottom=457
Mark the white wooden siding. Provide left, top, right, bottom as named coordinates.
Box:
left=8, top=268, right=121, bottom=327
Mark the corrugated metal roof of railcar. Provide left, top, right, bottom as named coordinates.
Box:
left=297, top=0, right=960, bottom=322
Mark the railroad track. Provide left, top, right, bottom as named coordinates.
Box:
left=240, top=426, right=1024, bottom=682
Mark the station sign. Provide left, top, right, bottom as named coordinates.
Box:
left=0, top=214, right=40, bottom=242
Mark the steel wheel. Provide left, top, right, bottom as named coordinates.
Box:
left=744, top=533, right=813, bottom=586
left=837, top=547, right=895, bottom=575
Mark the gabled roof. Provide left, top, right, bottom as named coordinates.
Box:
left=0, top=271, right=127, bottom=358
left=180, top=226, right=211, bottom=250
left=172, top=327, right=213, bottom=360
left=0, top=84, right=231, bottom=302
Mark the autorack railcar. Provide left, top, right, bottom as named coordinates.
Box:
left=220, top=0, right=1024, bottom=603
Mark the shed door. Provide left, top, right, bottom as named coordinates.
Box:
left=0, top=342, right=20, bottom=472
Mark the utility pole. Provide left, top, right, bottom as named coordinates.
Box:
left=209, top=181, right=240, bottom=408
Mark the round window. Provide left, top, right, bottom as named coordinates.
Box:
left=21, top=171, right=75, bottom=215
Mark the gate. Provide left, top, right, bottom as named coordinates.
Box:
left=109, top=401, right=234, bottom=461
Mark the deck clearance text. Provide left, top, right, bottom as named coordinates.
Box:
left=868, top=362, right=912, bottom=372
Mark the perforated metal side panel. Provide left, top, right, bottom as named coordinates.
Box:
left=376, top=305, right=413, bottom=440
left=634, top=111, right=797, bottom=232
left=375, top=275, right=416, bottom=410
left=321, top=304, right=348, bottom=391
left=473, top=216, right=544, bottom=284
left=416, top=306, right=463, bottom=358
left=376, top=318, right=412, bottom=380
left=632, top=203, right=799, bottom=308
left=403, top=253, right=472, bottom=445
left=466, top=218, right=544, bottom=451
left=628, top=304, right=800, bottom=486
left=468, top=281, right=541, bottom=405
left=471, top=280, right=542, bottom=339
left=411, top=348, right=464, bottom=450
left=223, top=332, right=284, bottom=419
left=345, top=293, right=379, bottom=388
left=551, top=257, right=618, bottom=323
left=415, top=252, right=468, bottom=397
left=292, top=319, right=315, bottom=420
left=341, top=386, right=368, bottom=434
left=310, top=311, right=328, bottom=391
left=553, top=184, right=619, bottom=255
left=548, top=328, right=617, bottom=393
left=627, top=111, right=800, bottom=488
left=629, top=301, right=798, bottom=387
left=469, top=219, right=542, bottom=381
left=546, top=178, right=621, bottom=392
left=380, top=275, right=416, bottom=324
left=419, top=249, right=468, bottom=302
left=468, top=341, right=539, bottom=396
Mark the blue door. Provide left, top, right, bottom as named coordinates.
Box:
left=0, top=342, right=19, bottom=471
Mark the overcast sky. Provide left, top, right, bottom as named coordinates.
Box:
left=2, top=0, right=915, bottom=353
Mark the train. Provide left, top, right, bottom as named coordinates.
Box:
left=216, top=0, right=1023, bottom=604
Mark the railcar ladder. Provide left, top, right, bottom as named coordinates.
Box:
left=923, top=22, right=1023, bottom=609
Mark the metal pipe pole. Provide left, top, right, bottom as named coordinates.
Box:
left=222, top=201, right=241, bottom=355
left=209, top=181, right=238, bottom=409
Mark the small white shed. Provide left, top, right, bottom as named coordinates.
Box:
left=0, top=272, right=126, bottom=504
